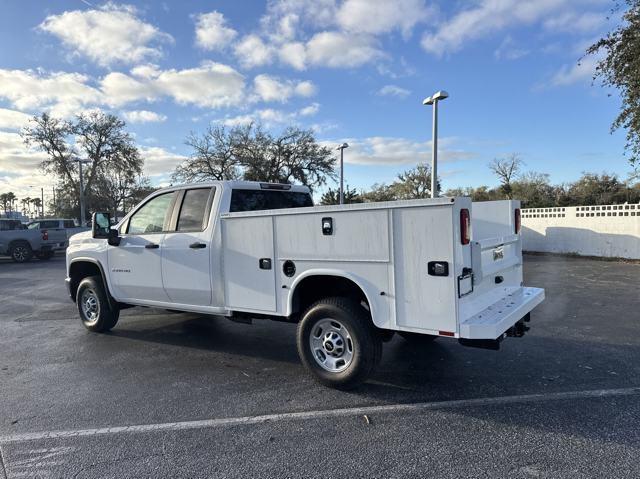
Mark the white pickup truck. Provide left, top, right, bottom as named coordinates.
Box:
left=66, top=181, right=544, bottom=388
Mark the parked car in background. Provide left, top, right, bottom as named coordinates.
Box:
left=0, top=219, right=48, bottom=262
left=27, top=218, right=88, bottom=254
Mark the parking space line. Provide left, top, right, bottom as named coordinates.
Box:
left=1, top=386, right=638, bottom=444
left=0, top=445, right=7, bottom=479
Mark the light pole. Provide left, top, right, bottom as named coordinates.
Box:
left=74, top=158, right=92, bottom=226
left=422, top=90, right=449, bottom=198
left=336, top=143, right=349, bottom=204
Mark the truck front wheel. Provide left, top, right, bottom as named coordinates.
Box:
left=77, top=276, right=120, bottom=332
left=297, top=297, right=382, bottom=389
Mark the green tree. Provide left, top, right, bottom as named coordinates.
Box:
left=237, top=124, right=336, bottom=191
left=587, top=0, right=640, bottom=177
left=320, top=185, right=362, bottom=205
left=359, top=183, right=396, bottom=202
left=23, top=111, right=144, bottom=222
left=391, top=163, right=439, bottom=199
left=511, top=172, right=557, bottom=208
left=561, top=172, right=639, bottom=205
left=174, top=123, right=336, bottom=192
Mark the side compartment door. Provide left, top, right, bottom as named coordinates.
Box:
left=161, top=187, right=215, bottom=306
left=222, top=216, right=276, bottom=312
left=108, top=191, right=176, bottom=302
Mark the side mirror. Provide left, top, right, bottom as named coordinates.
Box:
left=92, top=212, right=121, bottom=246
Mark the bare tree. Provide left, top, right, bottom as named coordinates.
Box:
left=489, top=153, right=523, bottom=199
left=172, top=125, right=240, bottom=183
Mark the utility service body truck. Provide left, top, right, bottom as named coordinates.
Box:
left=66, top=181, right=544, bottom=388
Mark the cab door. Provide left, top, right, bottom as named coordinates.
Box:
left=161, top=187, right=215, bottom=306
left=108, top=191, right=176, bottom=302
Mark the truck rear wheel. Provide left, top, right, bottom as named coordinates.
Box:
left=77, top=276, right=120, bottom=332
left=297, top=297, right=382, bottom=390
left=10, top=241, right=33, bottom=263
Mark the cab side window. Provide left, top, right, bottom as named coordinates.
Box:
left=127, top=192, right=175, bottom=235
left=177, top=188, right=214, bottom=232
left=63, top=220, right=76, bottom=228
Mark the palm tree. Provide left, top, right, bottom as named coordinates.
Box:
left=0, top=193, right=7, bottom=214
left=31, top=198, right=42, bottom=218
left=6, top=192, right=16, bottom=213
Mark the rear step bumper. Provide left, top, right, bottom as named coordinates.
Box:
left=459, top=287, right=545, bottom=340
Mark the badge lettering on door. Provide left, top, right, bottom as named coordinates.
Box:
left=493, top=247, right=504, bottom=261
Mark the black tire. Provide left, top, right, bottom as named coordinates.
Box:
left=76, top=276, right=120, bottom=332
left=10, top=241, right=33, bottom=263
left=398, top=331, right=439, bottom=345
left=37, top=250, right=55, bottom=260
left=297, top=297, right=382, bottom=390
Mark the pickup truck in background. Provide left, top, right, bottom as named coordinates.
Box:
left=0, top=219, right=48, bottom=262
left=27, top=218, right=87, bottom=254
left=66, top=181, right=544, bottom=389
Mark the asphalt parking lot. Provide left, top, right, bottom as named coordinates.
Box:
left=0, top=254, right=639, bottom=478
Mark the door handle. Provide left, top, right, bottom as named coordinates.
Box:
left=189, top=242, right=207, bottom=249
left=145, top=243, right=159, bottom=249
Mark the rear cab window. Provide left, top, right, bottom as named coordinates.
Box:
left=176, top=188, right=215, bottom=232
left=229, top=189, right=313, bottom=213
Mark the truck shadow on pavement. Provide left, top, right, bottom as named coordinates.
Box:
left=108, top=311, right=639, bottom=402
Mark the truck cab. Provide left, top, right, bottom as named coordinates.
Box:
left=66, top=181, right=544, bottom=389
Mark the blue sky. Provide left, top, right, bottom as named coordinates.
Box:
left=0, top=0, right=629, bottom=201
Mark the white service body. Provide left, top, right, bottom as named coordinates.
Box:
left=66, top=181, right=544, bottom=341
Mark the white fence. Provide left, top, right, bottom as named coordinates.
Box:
left=521, top=203, right=640, bottom=259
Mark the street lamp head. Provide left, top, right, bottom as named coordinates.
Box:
left=336, top=143, right=349, bottom=151
left=423, top=90, right=449, bottom=105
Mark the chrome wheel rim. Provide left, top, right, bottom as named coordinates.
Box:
left=81, top=288, right=100, bottom=323
left=309, top=318, right=354, bottom=373
left=13, top=246, right=27, bottom=261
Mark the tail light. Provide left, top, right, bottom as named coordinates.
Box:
left=514, top=208, right=521, bottom=234
left=42, top=230, right=48, bottom=241
left=460, top=209, right=470, bottom=245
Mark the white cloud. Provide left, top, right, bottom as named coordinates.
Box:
left=234, top=35, right=274, bottom=68
left=321, top=136, right=474, bottom=165
left=494, top=36, right=529, bottom=60
left=279, top=42, right=307, bottom=70
left=39, top=3, right=173, bottom=67
left=543, top=11, right=605, bottom=34
left=252, top=75, right=316, bottom=103
left=420, top=0, right=602, bottom=56
left=299, top=103, right=320, bottom=116
left=140, top=146, right=187, bottom=178
left=219, top=103, right=321, bottom=127
left=377, top=85, right=411, bottom=98
left=102, top=62, right=246, bottom=108
left=0, top=131, right=50, bottom=198
left=337, top=0, right=431, bottom=37
left=194, top=11, right=237, bottom=50
left=0, top=69, right=102, bottom=116
left=122, top=110, right=167, bottom=123
left=550, top=55, right=598, bottom=87
left=306, top=31, right=383, bottom=68
left=0, top=108, right=32, bottom=130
